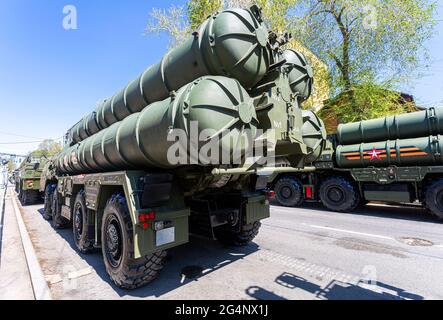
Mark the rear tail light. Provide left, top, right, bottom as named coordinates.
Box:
left=138, top=211, right=156, bottom=230
left=305, top=186, right=313, bottom=199
left=266, top=190, right=276, bottom=200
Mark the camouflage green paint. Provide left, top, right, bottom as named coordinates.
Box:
left=336, top=135, right=443, bottom=168
left=68, top=6, right=272, bottom=145
left=337, top=107, right=443, bottom=145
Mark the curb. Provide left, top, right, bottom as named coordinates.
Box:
left=12, top=193, right=52, bottom=300
left=0, top=186, right=6, bottom=267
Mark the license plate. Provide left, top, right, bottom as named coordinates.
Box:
left=156, top=227, right=175, bottom=246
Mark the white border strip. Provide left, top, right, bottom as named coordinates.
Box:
left=12, top=195, right=52, bottom=300
left=303, top=223, right=443, bottom=248
left=303, top=223, right=395, bottom=241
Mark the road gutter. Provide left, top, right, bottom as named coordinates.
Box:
left=12, top=193, right=52, bottom=300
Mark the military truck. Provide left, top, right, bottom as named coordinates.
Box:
left=15, top=154, right=47, bottom=205
left=40, top=6, right=326, bottom=289
left=271, top=107, right=443, bottom=220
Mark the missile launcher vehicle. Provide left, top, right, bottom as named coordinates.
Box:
left=15, top=154, right=47, bottom=205
left=40, top=6, right=326, bottom=289
left=270, top=107, right=443, bottom=220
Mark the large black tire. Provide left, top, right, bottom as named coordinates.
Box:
left=43, top=185, right=55, bottom=220
left=51, top=192, right=70, bottom=229
left=18, top=188, right=23, bottom=203
left=424, top=179, right=443, bottom=220
left=21, top=190, right=29, bottom=205
left=274, top=176, right=304, bottom=207
left=21, top=190, right=39, bottom=206
left=101, top=193, right=166, bottom=290
left=215, top=221, right=261, bottom=246
left=73, top=190, right=95, bottom=253
left=319, top=177, right=360, bottom=213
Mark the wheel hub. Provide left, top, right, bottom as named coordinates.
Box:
left=105, top=219, right=122, bottom=266
left=328, top=187, right=344, bottom=203
left=74, top=207, right=83, bottom=238
left=281, top=186, right=292, bottom=199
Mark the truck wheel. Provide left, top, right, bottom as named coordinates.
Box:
left=22, top=190, right=39, bottom=206
left=274, top=177, right=304, bottom=207
left=43, top=185, right=54, bottom=220
left=424, top=179, right=443, bottom=220
left=73, top=190, right=95, bottom=253
left=319, top=177, right=360, bottom=213
left=215, top=221, right=261, bottom=246
left=22, top=190, right=31, bottom=206
left=101, top=193, right=166, bottom=289
left=51, top=192, right=69, bottom=229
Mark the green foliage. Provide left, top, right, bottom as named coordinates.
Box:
left=188, top=0, right=223, bottom=29
left=318, top=82, right=417, bottom=133
left=186, top=0, right=299, bottom=32
left=291, top=0, right=436, bottom=93
left=32, top=139, right=62, bottom=158
left=255, top=0, right=298, bottom=32
left=7, top=160, right=14, bottom=173
left=145, top=5, right=190, bottom=48
left=290, top=0, right=436, bottom=124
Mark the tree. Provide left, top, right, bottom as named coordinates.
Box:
left=145, top=5, right=190, bottom=48
left=291, top=0, right=436, bottom=122
left=318, top=82, right=417, bottom=132
left=7, top=159, right=15, bottom=173
left=32, top=139, right=62, bottom=158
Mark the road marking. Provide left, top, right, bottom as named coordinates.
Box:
left=12, top=193, right=52, bottom=300
left=68, top=267, right=93, bottom=280
left=303, top=223, right=396, bottom=241
left=303, top=223, right=443, bottom=248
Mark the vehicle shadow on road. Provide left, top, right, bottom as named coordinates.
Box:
left=245, top=286, right=287, bottom=300
left=272, top=201, right=441, bottom=224
left=273, top=272, right=424, bottom=300
left=40, top=207, right=260, bottom=298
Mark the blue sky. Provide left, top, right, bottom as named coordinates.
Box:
left=0, top=0, right=442, bottom=155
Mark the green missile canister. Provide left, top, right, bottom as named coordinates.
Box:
left=337, top=107, right=443, bottom=145
left=301, top=110, right=327, bottom=164
left=56, top=76, right=258, bottom=174
left=68, top=6, right=271, bottom=145
left=281, top=49, right=314, bottom=102
left=336, top=135, right=443, bottom=168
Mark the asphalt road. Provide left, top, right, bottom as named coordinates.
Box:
left=4, top=194, right=443, bottom=300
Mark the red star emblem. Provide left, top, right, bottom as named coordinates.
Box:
left=368, top=147, right=381, bottom=161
